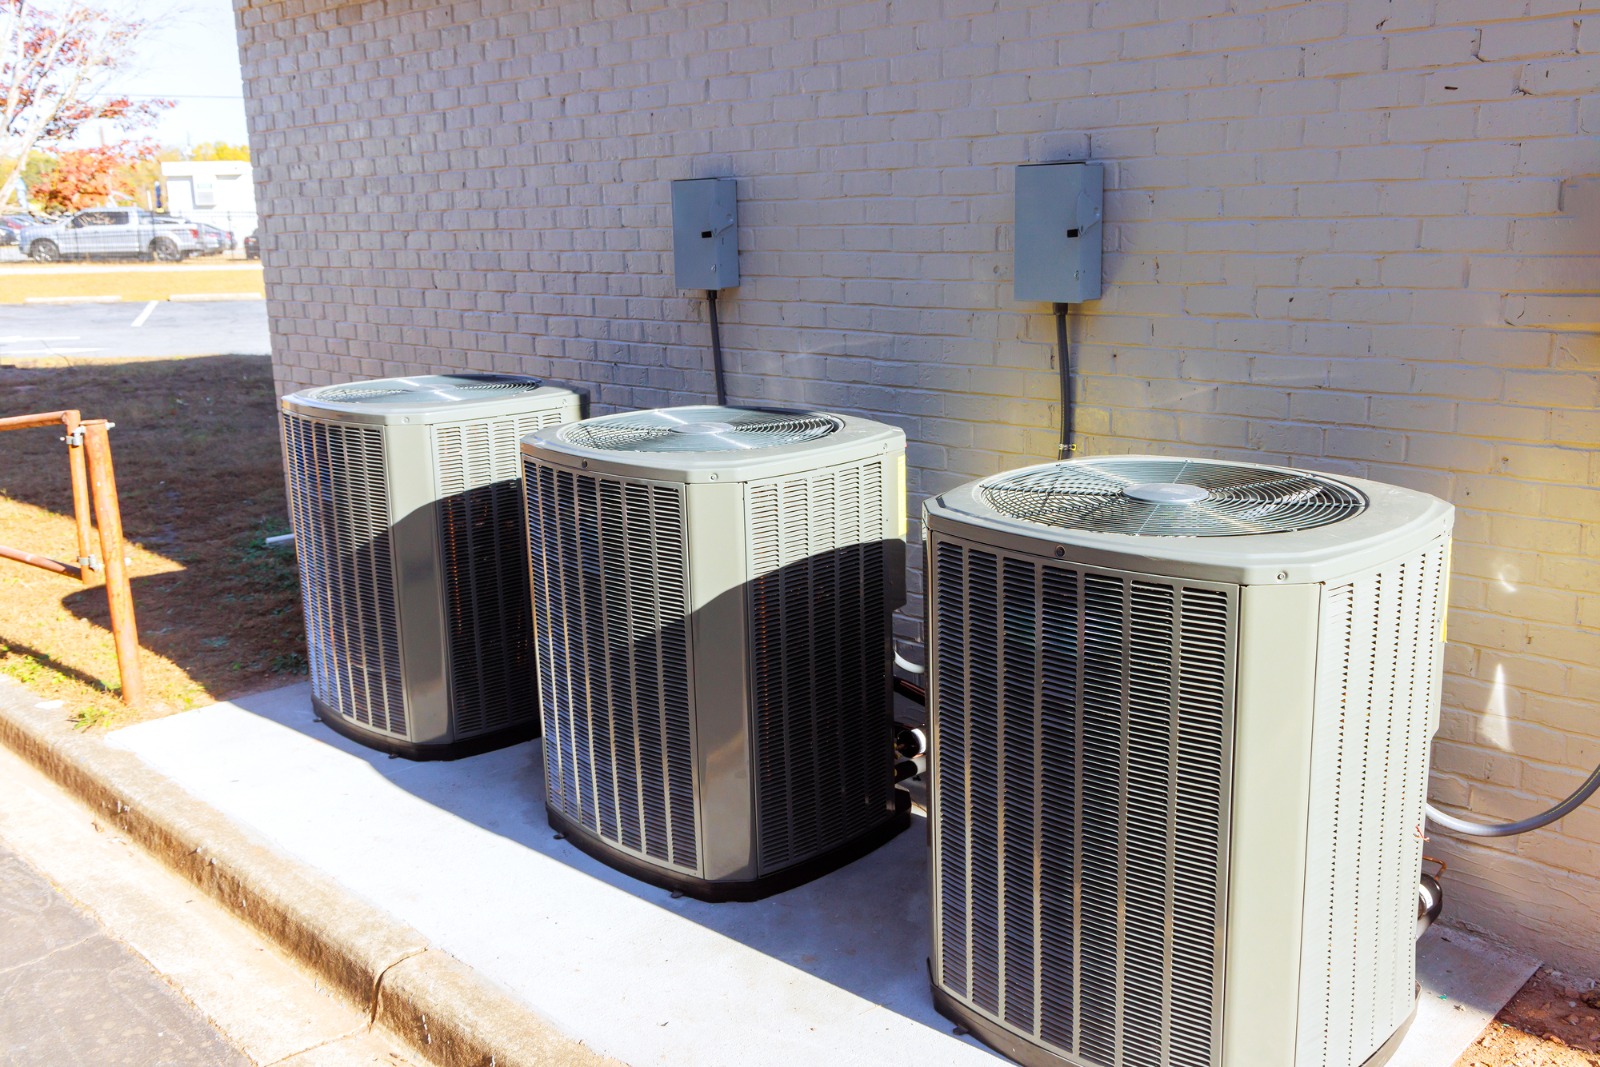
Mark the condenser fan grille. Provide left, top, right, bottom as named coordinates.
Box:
left=562, top=406, right=841, bottom=453
left=306, top=374, right=544, bottom=407
left=981, top=457, right=1367, bottom=537
left=318, top=387, right=408, bottom=401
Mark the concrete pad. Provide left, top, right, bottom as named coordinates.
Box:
left=111, top=684, right=998, bottom=1067
left=108, top=684, right=1541, bottom=1067
left=1391, top=925, right=1542, bottom=1067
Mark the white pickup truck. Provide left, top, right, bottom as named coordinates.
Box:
left=20, top=208, right=206, bottom=263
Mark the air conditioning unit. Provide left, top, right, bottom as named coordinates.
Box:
left=521, top=405, right=911, bottom=901
left=280, top=373, right=580, bottom=760
left=924, top=455, right=1453, bottom=1067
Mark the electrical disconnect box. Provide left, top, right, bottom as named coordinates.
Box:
left=1014, top=161, right=1104, bottom=304
left=671, top=178, right=739, bottom=291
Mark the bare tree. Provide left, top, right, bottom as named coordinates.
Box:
left=0, top=0, right=170, bottom=208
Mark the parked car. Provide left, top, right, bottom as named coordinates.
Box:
left=0, top=213, right=36, bottom=246
left=196, top=222, right=231, bottom=255
left=244, top=230, right=259, bottom=260
left=21, top=209, right=205, bottom=262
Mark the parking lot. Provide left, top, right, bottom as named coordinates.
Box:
left=0, top=299, right=269, bottom=360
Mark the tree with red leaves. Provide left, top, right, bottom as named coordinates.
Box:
left=1, top=0, right=172, bottom=208
left=29, top=140, right=150, bottom=212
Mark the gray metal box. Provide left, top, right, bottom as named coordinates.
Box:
left=672, top=178, right=739, bottom=290
left=1013, top=161, right=1104, bottom=304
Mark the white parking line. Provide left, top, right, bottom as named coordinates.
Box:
left=131, top=300, right=158, bottom=328
left=168, top=292, right=261, bottom=302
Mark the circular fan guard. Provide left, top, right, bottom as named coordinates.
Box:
left=317, top=387, right=408, bottom=401
left=981, top=457, right=1367, bottom=537
left=563, top=406, right=842, bottom=453
left=309, top=374, right=544, bottom=406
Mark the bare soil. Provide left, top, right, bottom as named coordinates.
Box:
left=0, top=354, right=303, bottom=727
left=1456, top=968, right=1600, bottom=1067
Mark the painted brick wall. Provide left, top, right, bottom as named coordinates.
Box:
left=235, top=0, right=1600, bottom=971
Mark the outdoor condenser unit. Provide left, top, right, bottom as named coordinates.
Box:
left=924, top=456, right=1453, bottom=1067
left=280, top=373, right=580, bottom=760
left=521, top=405, right=910, bottom=900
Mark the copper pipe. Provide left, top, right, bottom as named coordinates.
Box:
left=82, top=420, right=145, bottom=707
left=63, top=411, right=93, bottom=582
left=0, top=544, right=81, bottom=579
left=0, top=409, right=77, bottom=433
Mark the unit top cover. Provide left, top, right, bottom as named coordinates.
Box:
left=928, top=455, right=1453, bottom=585
left=283, top=373, right=574, bottom=425
left=982, top=456, right=1367, bottom=537
left=524, top=405, right=903, bottom=482
left=562, top=406, right=839, bottom=453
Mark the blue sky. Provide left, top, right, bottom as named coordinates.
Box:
left=73, top=0, right=250, bottom=149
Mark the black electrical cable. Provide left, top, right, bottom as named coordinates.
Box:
left=708, top=289, right=727, bottom=406
left=1054, top=301, right=1073, bottom=456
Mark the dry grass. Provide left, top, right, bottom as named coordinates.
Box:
left=0, top=263, right=264, bottom=304
left=0, top=354, right=303, bottom=728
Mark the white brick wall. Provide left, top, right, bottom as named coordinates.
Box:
left=236, top=0, right=1600, bottom=971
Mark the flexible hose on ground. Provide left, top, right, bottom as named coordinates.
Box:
left=1426, top=760, right=1600, bottom=837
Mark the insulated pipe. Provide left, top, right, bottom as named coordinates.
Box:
left=1417, top=873, right=1444, bottom=938
left=895, top=725, right=927, bottom=759
left=894, top=648, right=926, bottom=675
left=1425, top=760, right=1600, bottom=837
left=896, top=755, right=926, bottom=783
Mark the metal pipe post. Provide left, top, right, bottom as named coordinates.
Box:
left=82, top=420, right=145, bottom=707
left=63, top=411, right=94, bottom=581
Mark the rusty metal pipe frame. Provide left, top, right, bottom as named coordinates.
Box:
left=0, top=409, right=145, bottom=706
left=0, top=409, right=78, bottom=433
left=0, top=544, right=81, bottom=579
left=81, top=420, right=145, bottom=708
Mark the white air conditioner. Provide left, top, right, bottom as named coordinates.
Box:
left=280, top=373, right=580, bottom=759
left=521, top=405, right=910, bottom=900
left=923, top=455, right=1453, bottom=1067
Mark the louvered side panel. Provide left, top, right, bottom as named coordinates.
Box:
left=281, top=412, right=406, bottom=736
left=524, top=459, right=699, bottom=873
left=747, top=459, right=893, bottom=875
left=1296, top=543, right=1447, bottom=1067
left=930, top=535, right=1234, bottom=1067
left=436, top=411, right=565, bottom=737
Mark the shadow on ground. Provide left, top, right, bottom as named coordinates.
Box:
left=0, top=356, right=304, bottom=719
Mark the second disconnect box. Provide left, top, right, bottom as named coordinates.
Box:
left=671, top=178, right=739, bottom=291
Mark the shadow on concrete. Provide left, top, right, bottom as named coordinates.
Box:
left=227, top=679, right=953, bottom=1049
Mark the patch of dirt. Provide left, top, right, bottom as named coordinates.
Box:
left=0, top=354, right=304, bottom=728
left=1456, top=968, right=1600, bottom=1067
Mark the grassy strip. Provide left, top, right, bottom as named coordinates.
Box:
left=0, top=265, right=265, bottom=304
left=0, top=355, right=303, bottom=728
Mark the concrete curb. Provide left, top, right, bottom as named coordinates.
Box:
left=0, top=682, right=618, bottom=1067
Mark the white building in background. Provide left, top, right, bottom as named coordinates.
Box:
left=159, top=160, right=257, bottom=239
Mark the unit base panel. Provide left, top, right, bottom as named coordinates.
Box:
left=930, top=981, right=1418, bottom=1067
left=312, top=696, right=539, bottom=761
left=548, top=790, right=911, bottom=903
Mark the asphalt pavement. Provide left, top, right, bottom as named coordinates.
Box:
left=0, top=838, right=249, bottom=1067
left=0, top=300, right=270, bottom=361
